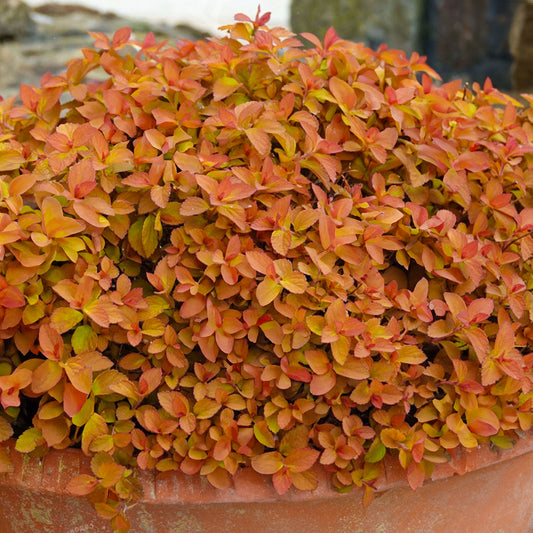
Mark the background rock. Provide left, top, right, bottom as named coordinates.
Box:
left=291, top=0, right=520, bottom=91
left=510, top=0, right=533, bottom=92
left=290, top=0, right=424, bottom=54
left=424, top=0, right=519, bottom=90
left=0, top=3, right=208, bottom=99
left=0, top=0, right=35, bottom=40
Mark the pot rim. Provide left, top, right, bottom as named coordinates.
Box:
left=1, top=431, right=533, bottom=504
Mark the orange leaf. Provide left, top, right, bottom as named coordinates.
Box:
left=207, top=467, right=232, bottom=489
left=31, top=360, right=63, bottom=394
left=213, top=76, right=240, bottom=101
left=427, top=319, right=453, bottom=339
left=98, top=462, right=126, bottom=488
left=285, top=448, right=320, bottom=473
left=305, top=350, right=330, bottom=375
left=42, top=197, right=85, bottom=239
left=329, top=76, right=356, bottom=109
left=246, top=250, right=274, bottom=275
left=40, top=416, right=69, bottom=447
left=66, top=474, right=99, bottom=496
left=310, top=371, right=336, bottom=395
left=73, top=202, right=108, bottom=228
left=464, top=328, right=489, bottom=362
left=139, top=367, right=162, bottom=396
left=251, top=451, right=284, bottom=475
left=406, top=461, right=426, bottom=490
left=279, top=271, right=307, bottom=294
left=64, top=359, right=92, bottom=394
left=0, top=285, right=25, bottom=308
left=245, top=128, right=271, bottom=156
left=271, top=229, right=291, bottom=256
left=291, top=469, right=318, bottom=491
left=180, top=197, right=209, bottom=216
left=113, top=27, right=131, bottom=48
left=63, top=382, right=88, bottom=417
left=466, top=407, right=500, bottom=437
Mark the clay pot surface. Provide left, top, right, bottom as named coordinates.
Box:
left=2, top=434, right=533, bottom=532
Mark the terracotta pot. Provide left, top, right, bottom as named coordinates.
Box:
left=2, top=434, right=533, bottom=533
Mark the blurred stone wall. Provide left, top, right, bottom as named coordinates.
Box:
left=291, top=0, right=524, bottom=92
left=510, top=1, right=533, bottom=91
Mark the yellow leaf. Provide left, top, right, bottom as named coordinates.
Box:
left=82, top=413, right=108, bottom=455
left=142, top=214, right=159, bottom=258
left=397, top=345, right=426, bottom=365
left=280, top=271, right=307, bottom=294
left=0, top=148, right=25, bottom=171
left=193, top=398, right=221, bottom=419
left=251, top=451, right=284, bottom=475
left=256, top=277, right=282, bottom=306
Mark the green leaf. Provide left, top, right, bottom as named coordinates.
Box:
left=50, top=307, right=83, bottom=334
left=127, top=218, right=144, bottom=257
left=254, top=420, right=276, bottom=448
left=72, top=394, right=95, bottom=427
left=71, top=325, right=98, bottom=354
left=365, top=438, right=386, bottom=463
left=142, top=214, right=159, bottom=258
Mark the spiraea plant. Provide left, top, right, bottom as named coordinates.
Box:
left=0, top=8, right=533, bottom=530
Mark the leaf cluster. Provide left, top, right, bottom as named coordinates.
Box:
left=1, top=9, right=533, bottom=528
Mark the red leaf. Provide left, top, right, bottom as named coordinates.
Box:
left=272, top=468, right=292, bottom=495
left=112, top=27, right=132, bottom=47
left=406, top=461, right=426, bottom=490
left=0, top=285, right=25, bottom=308
left=63, top=382, right=88, bottom=417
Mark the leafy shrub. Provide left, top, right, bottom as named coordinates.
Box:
left=1, top=8, right=533, bottom=530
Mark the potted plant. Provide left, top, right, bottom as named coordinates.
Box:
left=1, top=8, right=533, bottom=532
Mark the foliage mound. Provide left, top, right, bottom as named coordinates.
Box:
left=1, top=9, right=533, bottom=530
